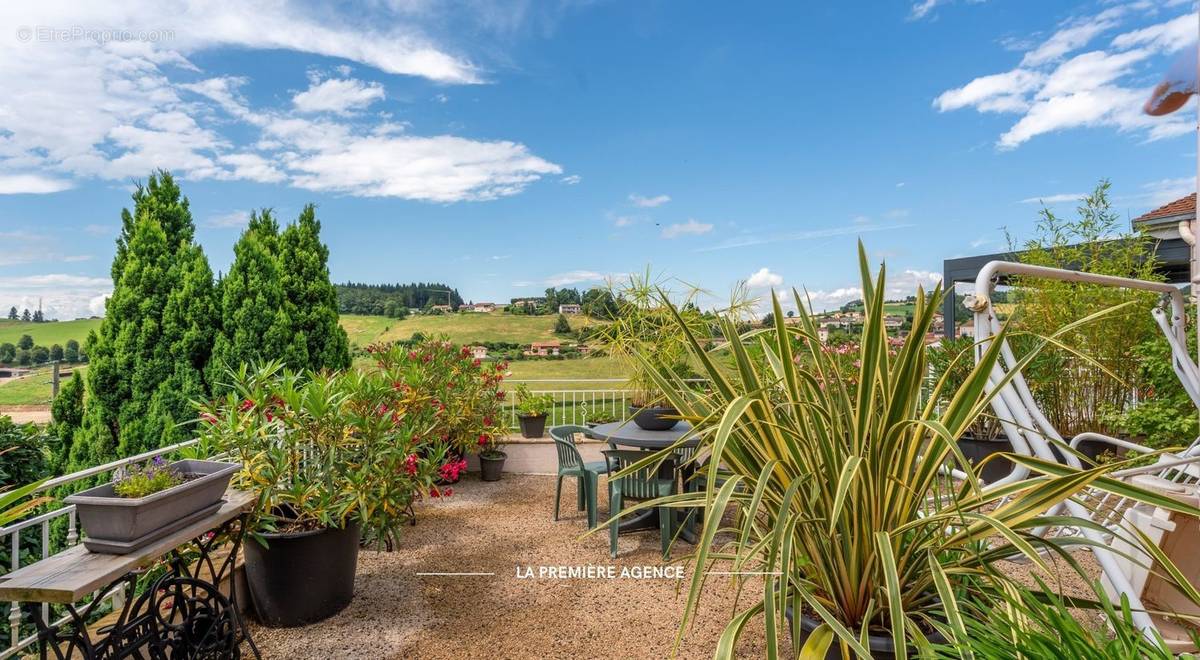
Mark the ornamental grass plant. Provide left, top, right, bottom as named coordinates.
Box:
left=613, top=243, right=1200, bottom=658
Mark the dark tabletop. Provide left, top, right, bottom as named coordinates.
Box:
left=588, top=420, right=698, bottom=449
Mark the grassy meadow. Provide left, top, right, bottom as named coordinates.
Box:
left=339, top=312, right=608, bottom=348
left=0, top=365, right=86, bottom=406
left=0, top=318, right=101, bottom=348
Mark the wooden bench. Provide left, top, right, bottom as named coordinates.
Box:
left=0, top=491, right=258, bottom=659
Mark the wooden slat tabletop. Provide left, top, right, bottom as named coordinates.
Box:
left=0, top=490, right=255, bottom=604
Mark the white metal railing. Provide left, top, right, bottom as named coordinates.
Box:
left=0, top=439, right=206, bottom=658
left=501, top=379, right=708, bottom=429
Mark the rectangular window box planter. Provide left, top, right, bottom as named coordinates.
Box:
left=65, top=459, right=241, bottom=554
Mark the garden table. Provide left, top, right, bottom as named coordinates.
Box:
left=0, top=490, right=260, bottom=659
left=588, top=421, right=702, bottom=544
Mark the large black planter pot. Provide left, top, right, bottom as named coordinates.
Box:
left=518, top=413, right=547, bottom=438
left=245, top=521, right=361, bottom=627
left=956, top=434, right=1014, bottom=484
left=628, top=405, right=679, bottom=431
left=480, top=452, right=506, bottom=481
left=789, top=608, right=944, bottom=659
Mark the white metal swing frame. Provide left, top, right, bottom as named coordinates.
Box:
left=961, top=259, right=1200, bottom=639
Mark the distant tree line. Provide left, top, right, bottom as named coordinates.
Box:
left=56, top=171, right=350, bottom=472
left=6, top=307, right=51, bottom=322
left=0, top=336, right=84, bottom=366
left=509, top=287, right=619, bottom=320
left=336, top=282, right=463, bottom=317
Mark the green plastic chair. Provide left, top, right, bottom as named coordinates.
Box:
left=550, top=426, right=608, bottom=529
left=603, top=449, right=677, bottom=559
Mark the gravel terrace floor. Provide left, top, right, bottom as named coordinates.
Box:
left=248, top=473, right=1100, bottom=660
left=249, top=473, right=774, bottom=660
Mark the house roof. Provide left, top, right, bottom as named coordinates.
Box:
left=531, top=341, right=561, bottom=348
left=1133, top=193, right=1195, bottom=225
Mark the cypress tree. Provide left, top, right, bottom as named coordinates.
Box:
left=71, top=172, right=216, bottom=467
left=278, top=204, right=350, bottom=371
left=208, top=210, right=305, bottom=388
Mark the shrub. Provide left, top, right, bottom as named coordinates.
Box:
left=368, top=336, right=508, bottom=457
left=514, top=384, right=553, bottom=417
left=198, top=362, right=461, bottom=550
left=1009, top=180, right=1161, bottom=437
left=113, top=457, right=184, bottom=498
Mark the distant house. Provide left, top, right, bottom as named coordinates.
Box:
left=526, top=341, right=561, bottom=357
left=430, top=304, right=452, bottom=313
left=460, top=304, right=475, bottom=312
left=471, top=302, right=497, bottom=313
left=469, top=346, right=488, bottom=360
left=883, top=315, right=904, bottom=329
left=510, top=297, right=546, bottom=306
left=558, top=304, right=581, bottom=315
left=577, top=344, right=592, bottom=355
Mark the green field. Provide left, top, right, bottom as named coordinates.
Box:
left=505, top=356, right=626, bottom=384
left=0, top=365, right=86, bottom=406
left=0, top=318, right=101, bottom=348
left=339, top=312, right=607, bottom=347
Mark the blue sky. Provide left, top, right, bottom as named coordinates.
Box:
left=0, top=0, right=1195, bottom=319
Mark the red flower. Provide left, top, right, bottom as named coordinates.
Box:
left=238, top=399, right=255, bottom=412
left=430, top=487, right=441, bottom=498
left=477, top=433, right=489, bottom=446
left=443, top=487, right=453, bottom=497
left=201, top=412, right=219, bottom=425
left=461, top=347, right=470, bottom=357
left=496, top=391, right=506, bottom=400
left=377, top=403, right=390, bottom=415
left=408, top=351, right=419, bottom=361
left=483, top=415, right=493, bottom=426
left=472, top=358, right=481, bottom=367
left=404, top=454, right=419, bottom=475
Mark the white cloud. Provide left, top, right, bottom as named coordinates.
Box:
left=282, top=133, right=562, bottom=201
left=661, top=219, right=713, bottom=239
left=1021, top=7, right=1126, bottom=66
left=1019, top=192, right=1085, bottom=204
left=909, top=0, right=945, bottom=21
left=801, top=269, right=942, bottom=313
left=697, top=222, right=911, bottom=252
left=746, top=267, right=783, bottom=289
left=629, top=193, right=671, bottom=208
left=205, top=210, right=250, bottom=228
left=0, top=174, right=74, bottom=194
left=0, top=3, right=572, bottom=201
left=613, top=215, right=635, bottom=227
left=0, top=274, right=113, bottom=320
left=1123, top=176, right=1194, bottom=207
left=543, top=270, right=607, bottom=287
left=560, top=174, right=581, bottom=185
left=293, top=78, right=385, bottom=115
left=935, top=8, right=1197, bottom=149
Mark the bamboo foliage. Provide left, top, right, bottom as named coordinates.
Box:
left=615, top=242, right=1200, bottom=659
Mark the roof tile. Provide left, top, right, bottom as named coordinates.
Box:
left=1134, top=193, right=1195, bottom=224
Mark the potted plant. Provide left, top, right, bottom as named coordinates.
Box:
left=197, top=362, right=445, bottom=627
left=514, top=384, right=552, bottom=438
left=610, top=244, right=1200, bottom=658
left=64, top=456, right=239, bottom=554
left=594, top=269, right=726, bottom=430
left=370, top=338, right=508, bottom=482
left=478, top=432, right=506, bottom=481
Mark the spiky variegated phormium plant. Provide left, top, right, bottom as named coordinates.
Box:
left=620, top=244, right=1200, bottom=659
